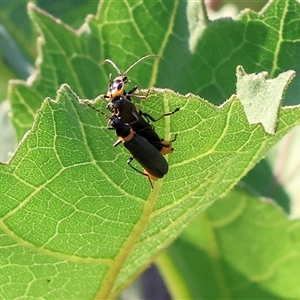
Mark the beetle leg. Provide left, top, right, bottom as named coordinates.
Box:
left=127, top=156, right=154, bottom=190
left=153, top=134, right=178, bottom=155
left=127, top=86, right=150, bottom=100
left=113, top=139, right=122, bottom=147
left=127, top=85, right=139, bottom=95
left=141, top=107, right=180, bottom=123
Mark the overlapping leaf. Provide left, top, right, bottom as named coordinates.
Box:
left=161, top=186, right=300, bottom=299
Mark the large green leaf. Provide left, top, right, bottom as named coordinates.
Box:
left=1, top=80, right=299, bottom=298
left=159, top=185, right=300, bottom=299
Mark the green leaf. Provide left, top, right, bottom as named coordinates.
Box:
left=1, top=81, right=300, bottom=298
left=160, top=185, right=300, bottom=299
left=0, top=58, right=16, bottom=101
left=0, top=0, right=99, bottom=61
left=0, top=1, right=99, bottom=103
left=9, top=3, right=108, bottom=140
left=0, top=1, right=35, bottom=61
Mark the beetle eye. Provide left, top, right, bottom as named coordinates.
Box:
left=117, top=82, right=123, bottom=91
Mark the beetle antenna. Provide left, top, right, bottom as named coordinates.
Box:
left=81, top=100, right=110, bottom=119
left=102, top=59, right=122, bottom=75
left=123, top=54, right=161, bottom=76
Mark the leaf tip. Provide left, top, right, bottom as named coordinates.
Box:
left=236, top=67, right=295, bottom=135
